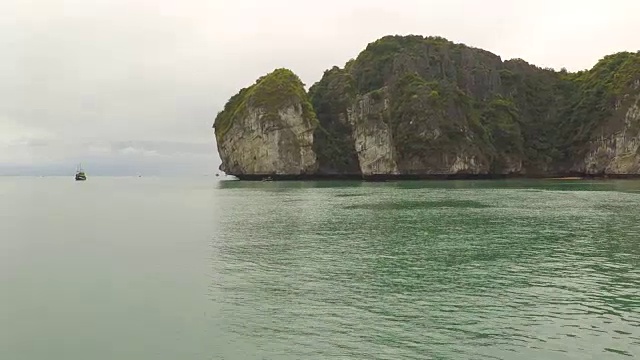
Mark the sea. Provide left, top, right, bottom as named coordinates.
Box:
left=0, top=176, right=638, bottom=359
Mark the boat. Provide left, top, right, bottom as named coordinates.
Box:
left=75, top=164, right=87, bottom=181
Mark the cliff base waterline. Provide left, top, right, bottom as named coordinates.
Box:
left=230, top=173, right=640, bottom=181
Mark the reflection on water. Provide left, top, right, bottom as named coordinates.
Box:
left=210, top=180, right=640, bottom=359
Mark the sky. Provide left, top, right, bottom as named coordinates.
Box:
left=1, top=0, right=638, bottom=175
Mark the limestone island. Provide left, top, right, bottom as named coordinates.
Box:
left=213, top=35, right=640, bottom=181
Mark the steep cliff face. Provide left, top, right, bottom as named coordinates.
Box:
left=308, top=67, right=360, bottom=175
left=214, top=36, right=640, bottom=179
left=213, top=69, right=318, bottom=176
left=562, top=52, right=640, bottom=174
left=577, top=93, right=640, bottom=174
left=385, top=72, right=491, bottom=175
left=309, top=36, right=640, bottom=177
left=499, top=60, right=572, bottom=173
left=347, top=89, right=399, bottom=175
left=310, top=36, right=506, bottom=176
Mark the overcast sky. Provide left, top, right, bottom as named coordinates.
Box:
left=1, top=0, right=638, bottom=175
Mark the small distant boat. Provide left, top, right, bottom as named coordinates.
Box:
left=75, top=164, right=87, bottom=181
left=261, top=176, right=273, bottom=182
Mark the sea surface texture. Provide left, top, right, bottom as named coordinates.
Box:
left=1, top=177, right=639, bottom=359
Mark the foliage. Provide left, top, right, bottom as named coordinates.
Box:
left=349, top=35, right=455, bottom=94
left=216, top=34, right=640, bottom=175
left=557, top=52, right=640, bottom=157
left=388, top=72, right=490, bottom=163
left=308, top=67, right=361, bottom=174
left=214, top=68, right=316, bottom=142
left=479, top=96, right=524, bottom=170
left=323, top=36, right=638, bottom=172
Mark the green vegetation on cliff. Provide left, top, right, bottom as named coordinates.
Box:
left=351, top=35, right=454, bottom=94
left=214, top=35, right=640, bottom=176
left=308, top=35, right=640, bottom=174
left=213, top=68, right=316, bottom=142
left=559, top=52, right=640, bottom=154
left=389, top=73, right=471, bottom=155
left=309, top=67, right=361, bottom=174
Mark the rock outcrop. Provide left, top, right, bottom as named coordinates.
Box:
left=578, top=93, right=640, bottom=174
left=214, top=35, right=640, bottom=179
left=347, top=89, right=398, bottom=176
left=213, top=69, right=318, bottom=177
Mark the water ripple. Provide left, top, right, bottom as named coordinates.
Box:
left=209, top=181, right=640, bottom=359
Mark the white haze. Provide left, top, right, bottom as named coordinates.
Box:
left=1, top=0, right=638, bottom=175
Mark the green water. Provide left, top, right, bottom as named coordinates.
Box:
left=0, top=177, right=638, bottom=359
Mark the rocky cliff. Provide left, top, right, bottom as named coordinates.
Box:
left=213, top=69, right=318, bottom=176
left=214, top=35, right=640, bottom=179
left=576, top=91, right=640, bottom=174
